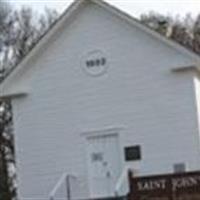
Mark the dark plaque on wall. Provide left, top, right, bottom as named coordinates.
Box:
left=124, top=145, right=141, bottom=161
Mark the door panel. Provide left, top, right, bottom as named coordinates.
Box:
left=87, top=134, right=121, bottom=198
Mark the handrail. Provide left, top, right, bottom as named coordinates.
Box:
left=49, top=173, right=77, bottom=200
left=114, top=167, right=131, bottom=196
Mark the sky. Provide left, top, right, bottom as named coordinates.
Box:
left=8, top=0, right=200, bottom=19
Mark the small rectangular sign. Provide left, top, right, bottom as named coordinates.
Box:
left=124, top=146, right=141, bottom=161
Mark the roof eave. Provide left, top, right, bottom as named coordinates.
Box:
left=171, top=65, right=200, bottom=73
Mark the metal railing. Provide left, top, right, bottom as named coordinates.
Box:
left=49, top=170, right=129, bottom=200
left=49, top=173, right=77, bottom=200
left=114, top=167, right=131, bottom=197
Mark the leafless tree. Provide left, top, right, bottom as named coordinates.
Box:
left=0, top=3, right=58, bottom=200
left=140, top=12, right=200, bottom=55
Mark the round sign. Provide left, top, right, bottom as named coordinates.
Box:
left=82, top=50, right=108, bottom=76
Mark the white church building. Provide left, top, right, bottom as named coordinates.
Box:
left=1, top=0, right=200, bottom=199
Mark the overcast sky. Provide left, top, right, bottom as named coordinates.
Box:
left=8, top=0, right=200, bottom=19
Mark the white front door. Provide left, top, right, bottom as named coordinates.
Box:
left=86, top=134, right=121, bottom=198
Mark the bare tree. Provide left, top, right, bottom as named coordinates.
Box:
left=0, top=101, right=15, bottom=200
left=140, top=12, right=200, bottom=55
left=193, top=14, right=200, bottom=53
left=0, top=3, right=58, bottom=200
left=0, top=6, right=58, bottom=80
left=0, top=2, right=16, bottom=199
left=0, top=0, right=13, bottom=81
left=140, top=12, right=173, bottom=36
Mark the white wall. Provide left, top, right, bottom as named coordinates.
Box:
left=11, top=2, right=200, bottom=200
left=193, top=74, right=200, bottom=146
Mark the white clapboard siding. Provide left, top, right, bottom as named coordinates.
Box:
left=7, top=2, right=200, bottom=200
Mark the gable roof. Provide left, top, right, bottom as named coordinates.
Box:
left=0, top=0, right=200, bottom=98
